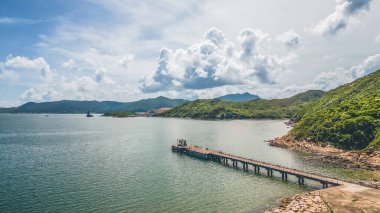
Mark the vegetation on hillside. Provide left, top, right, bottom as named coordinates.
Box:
left=160, top=90, right=325, bottom=120
left=102, top=110, right=137, bottom=118
left=291, top=70, right=380, bottom=150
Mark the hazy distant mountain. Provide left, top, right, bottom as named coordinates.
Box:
left=2, top=96, right=188, bottom=114
left=216, top=92, right=260, bottom=102
left=117, top=96, right=188, bottom=112
left=0, top=107, right=16, bottom=113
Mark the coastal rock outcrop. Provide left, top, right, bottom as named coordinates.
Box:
left=265, top=192, right=331, bottom=213
left=269, top=135, right=380, bottom=171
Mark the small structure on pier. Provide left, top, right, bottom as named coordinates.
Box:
left=177, top=139, right=187, bottom=147
left=86, top=110, right=94, bottom=117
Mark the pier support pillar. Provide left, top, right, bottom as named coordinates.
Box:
left=321, top=182, right=328, bottom=189
left=267, top=169, right=273, bottom=177
left=298, top=177, right=304, bottom=185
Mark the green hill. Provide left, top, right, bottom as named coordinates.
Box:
left=3, top=96, right=188, bottom=114
left=102, top=110, right=137, bottom=118
left=160, top=90, right=325, bottom=119
left=291, top=70, right=380, bottom=149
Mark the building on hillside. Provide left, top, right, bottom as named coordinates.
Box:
left=154, top=107, right=172, bottom=114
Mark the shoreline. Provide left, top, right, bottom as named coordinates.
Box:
left=268, top=134, right=380, bottom=188
left=266, top=183, right=380, bottom=213
left=266, top=134, right=380, bottom=212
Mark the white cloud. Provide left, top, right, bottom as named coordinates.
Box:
left=0, top=70, right=19, bottom=81
left=349, top=53, right=380, bottom=77
left=95, top=68, right=114, bottom=84
left=117, top=55, right=134, bottom=69
left=71, top=76, right=98, bottom=92
left=3, top=56, right=53, bottom=80
left=374, top=32, right=380, bottom=44
left=0, top=17, right=39, bottom=25
left=314, top=53, right=380, bottom=90
left=20, top=85, right=58, bottom=102
left=61, top=59, right=76, bottom=69
left=140, top=28, right=297, bottom=93
left=307, top=0, right=372, bottom=36
left=276, top=29, right=300, bottom=49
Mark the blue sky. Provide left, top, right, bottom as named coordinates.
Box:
left=1, top=0, right=380, bottom=107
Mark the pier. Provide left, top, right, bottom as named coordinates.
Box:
left=172, top=140, right=341, bottom=188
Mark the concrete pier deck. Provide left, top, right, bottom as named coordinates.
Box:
left=172, top=144, right=341, bottom=187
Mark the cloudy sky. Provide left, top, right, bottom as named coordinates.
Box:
left=1, top=0, right=380, bottom=107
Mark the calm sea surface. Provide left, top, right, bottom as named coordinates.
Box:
left=0, top=114, right=364, bottom=212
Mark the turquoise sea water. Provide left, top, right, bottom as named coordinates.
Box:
left=0, top=114, right=361, bottom=212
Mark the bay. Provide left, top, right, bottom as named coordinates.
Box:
left=0, top=114, right=364, bottom=212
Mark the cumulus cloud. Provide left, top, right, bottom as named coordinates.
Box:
left=20, top=85, right=58, bottom=101
left=314, top=53, right=380, bottom=90
left=308, top=0, right=372, bottom=36
left=70, top=76, right=98, bottom=92
left=140, top=28, right=296, bottom=93
left=3, top=56, right=53, bottom=80
left=0, top=69, right=19, bottom=81
left=117, top=54, right=134, bottom=69
left=95, top=68, right=114, bottom=84
left=61, top=59, right=76, bottom=69
left=276, top=30, right=300, bottom=49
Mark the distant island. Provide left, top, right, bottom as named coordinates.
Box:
left=216, top=92, right=260, bottom=102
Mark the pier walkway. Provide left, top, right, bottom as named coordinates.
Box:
left=172, top=143, right=343, bottom=188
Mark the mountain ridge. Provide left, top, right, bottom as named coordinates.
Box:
left=160, top=90, right=325, bottom=119
left=1, top=96, right=188, bottom=114
left=216, top=92, right=260, bottom=102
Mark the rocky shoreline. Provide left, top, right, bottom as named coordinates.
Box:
left=268, top=135, right=380, bottom=170
left=265, top=191, right=331, bottom=213
left=268, top=134, right=380, bottom=188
